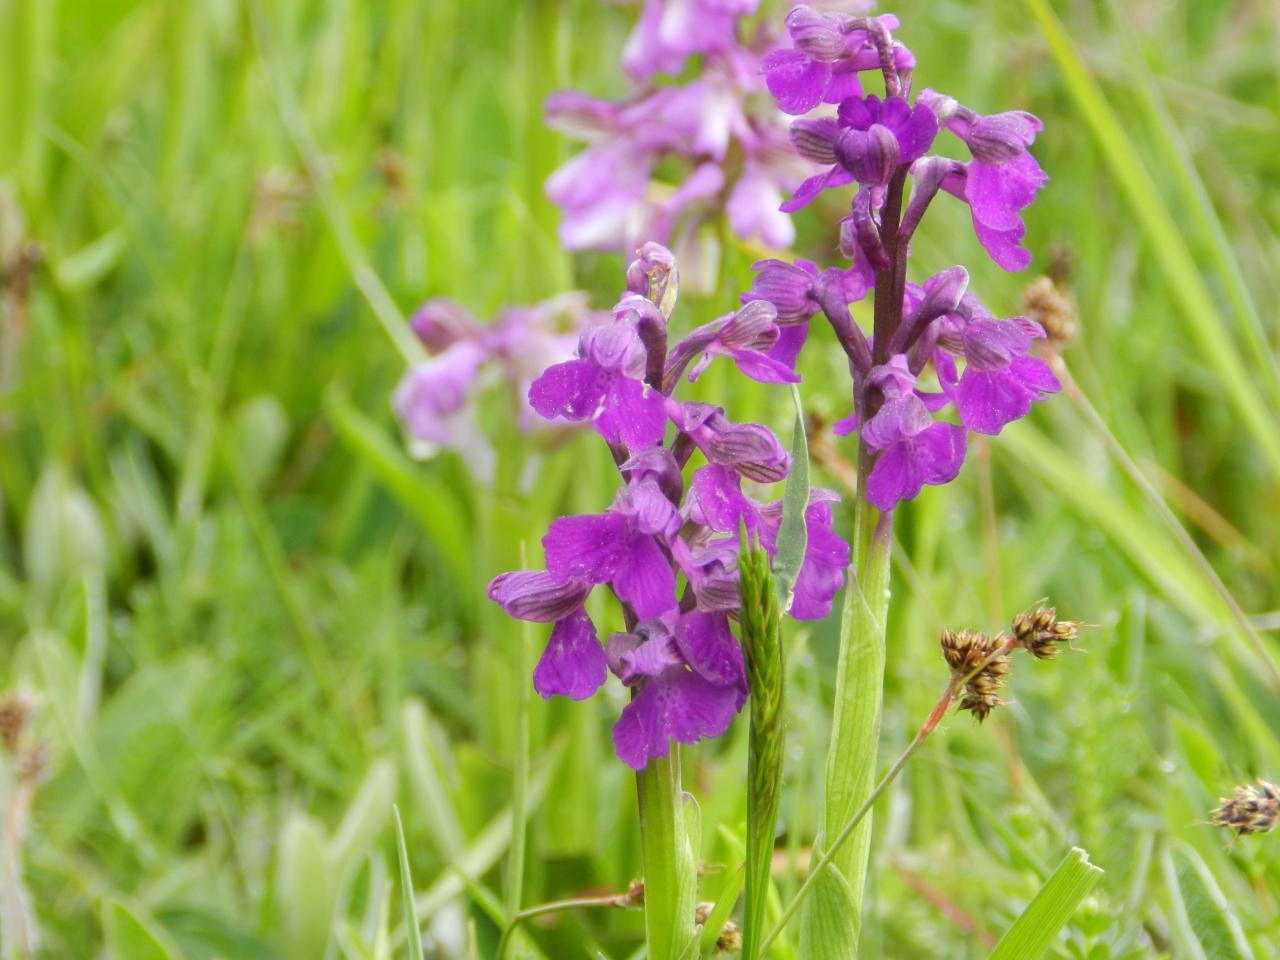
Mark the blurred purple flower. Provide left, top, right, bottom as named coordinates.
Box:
left=394, top=294, right=605, bottom=478
left=620, top=0, right=760, bottom=80
left=545, top=8, right=817, bottom=285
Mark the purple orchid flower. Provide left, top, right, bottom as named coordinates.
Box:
left=762, top=8, right=912, bottom=115
left=490, top=245, right=850, bottom=769
left=932, top=297, right=1062, bottom=434
left=686, top=464, right=850, bottom=620
left=740, top=8, right=1056, bottom=512
left=395, top=295, right=607, bottom=479
left=918, top=88, right=1049, bottom=271
left=528, top=296, right=669, bottom=450
left=608, top=610, right=748, bottom=769
left=784, top=94, right=937, bottom=209
left=621, top=0, right=760, bottom=81
left=664, top=300, right=801, bottom=387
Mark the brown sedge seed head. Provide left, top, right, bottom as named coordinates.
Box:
left=1011, top=605, right=1080, bottom=660
left=1210, top=780, right=1280, bottom=837
left=940, top=629, right=1011, bottom=723
left=695, top=902, right=742, bottom=954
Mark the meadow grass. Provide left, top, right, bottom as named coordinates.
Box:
left=0, top=0, right=1278, bottom=957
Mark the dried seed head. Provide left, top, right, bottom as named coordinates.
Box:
left=1210, top=780, right=1280, bottom=837
left=1022, top=274, right=1076, bottom=348
left=940, top=629, right=1011, bottom=722
left=1011, top=605, right=1079, bottom=660
left=18, top=741, right=49, bottom=784
left=695, top=902, right=743, bottom=954
left=0, top=692, right=35, bottom=755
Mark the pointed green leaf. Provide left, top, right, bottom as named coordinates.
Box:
left=1164, top=842, right=1254, bottom=960
left=771, top=385, right=809, bottom=612
left=394, top=807, right=426, bottom=960
left=104, top=900, right=182, bottom=960
left=797, top=866, right=859, bottom=960
left=987, top=847, right=1104, bottom=960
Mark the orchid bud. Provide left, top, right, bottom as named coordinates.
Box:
left=626, top=242, right=679, bottom=320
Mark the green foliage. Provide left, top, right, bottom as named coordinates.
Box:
left=0, top=0, right=1278, bottom=957
left=987, top=848, right=1104, bottom=960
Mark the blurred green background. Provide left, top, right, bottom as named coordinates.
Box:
left=1, top=0, right=1278, bottom=956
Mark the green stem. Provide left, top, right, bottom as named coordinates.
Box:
left=637, top=746, right=697, bottom=960
left=762, top=680, right=959, bottom=955
left=818, top=497, right=892, bottom=946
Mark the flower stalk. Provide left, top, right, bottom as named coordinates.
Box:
left=636, top=748, right=697, bottom=960
left=815, top=492, right=892, bottom=948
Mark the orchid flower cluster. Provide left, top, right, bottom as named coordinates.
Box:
left=487, top=243, right=849, bottom=770
left=740, top=5, right=1060, bottom=509
left=545, top=0, right=818, bottom=279
left=393, top=294, right=605, bottom=481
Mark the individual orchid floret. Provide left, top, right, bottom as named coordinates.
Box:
left=488, top=573, right=605, bottom=701
left=763, top=8, right=913, bottom=115
left=543, top=476, right=680, bottom=621
left=529, top=297, right=668, bottom=452
left=626, top=240, right=680, bottom=319
left=939, top=153, right=1048, bottom=272
left=621, top=0, right=758, bottom=81
left=609, top=611, right=748, bottom=769
left=843, top=356, right=966, bottom=511
left=918, top=89, right=1043, bottom=165
left=671, top=534, right=742, bottom=613
left=686, top=465, right=850, bottom=620
left=916, top=89, right=1049, bottom=272
left=933, top=298, right=1061, bottom=435
left=741, top=259, right=824, bottom=324
left=783, top=94, right=937, bottom=210
left=664, top=300, right=800, bottom=387
left=669, top=403, right=792, bottom=483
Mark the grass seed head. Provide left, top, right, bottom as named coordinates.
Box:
left=1023, top=274, right=1076, bottom=348
left=0, top=692, right=35, bottom=755
left=940, top=629, right=1011, bottom=722
left=695, top=902, right=742, bottom=954
left=1011, top=605, right=1079, bottom=660
left=1210, top=780, right=1280, bottom=837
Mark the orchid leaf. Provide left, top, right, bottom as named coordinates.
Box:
left=771, top=384, right=809, bottom=612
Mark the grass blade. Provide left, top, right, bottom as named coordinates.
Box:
left=1025, top=0, right=1280, bottom=476
left=1163, top=842, right=1255, bottom=960
left=393, top=807, right=426, bottom=960
left=986, top=847, right=1104, bottom=960
left=324, top=386, right=472, bottom=592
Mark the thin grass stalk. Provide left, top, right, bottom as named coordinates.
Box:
left=504, top=554, right=533, bottom=919
left=1052, top=355, right=1280, bottom=687
left=764, top=675, right=964, bottom=955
